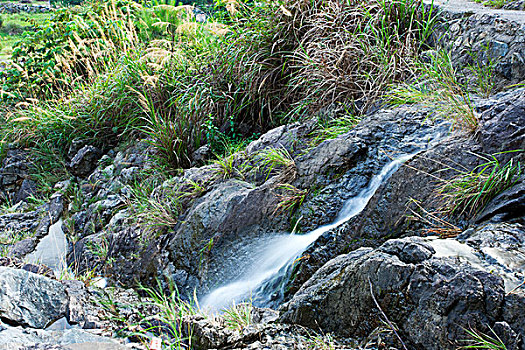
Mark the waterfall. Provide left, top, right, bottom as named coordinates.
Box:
left=202, top=154, right=414, bottom=310
left=25, top=219, right=67, bottom=277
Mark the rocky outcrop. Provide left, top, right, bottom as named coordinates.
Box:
left=69, top=145, right=102, bottom=178
left=428, top=0, right=525, bottom=90
left=286, top=88, right=525, bottom=296
left=0, top=267, right=68, bottom=328
left=0, top=3, right=51, bottom=14
left=0, top=267, right=141, bottom=348
left=0, top=149, right=31, bottom=204
left=281, top=234, right=525, bottom=350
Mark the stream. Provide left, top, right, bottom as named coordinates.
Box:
left=202, top=154, right=415, bottom=310
left=25, top=219, right=67, bottom=277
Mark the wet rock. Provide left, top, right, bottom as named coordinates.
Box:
left=280, top=237, right=511, bottom=350
left=168, top=174, right=291, bottom=294
left=475, top=180, right=525, bottom=224
left=69, top=146, right=102, bottom=178
left=479, top=88, right=525, bottom=156
left=0, top=267, right=68, bottom=328
left=288, top=88, right=525, bottom=295
left=182, top=309, right=348, bottom=350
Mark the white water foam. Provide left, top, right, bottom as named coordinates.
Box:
left=202, top=154, right=414, bottom=310
left=25, top=219, right=67, bottom=277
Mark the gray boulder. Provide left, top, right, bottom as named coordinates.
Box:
left=281, top=237, right=523, bottom=350
left=0, top=267, right=68, bottom=328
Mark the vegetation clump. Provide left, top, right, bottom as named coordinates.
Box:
left=0, top=0, right=438, bottom=177
left=439, top=153, right=522, bottom=217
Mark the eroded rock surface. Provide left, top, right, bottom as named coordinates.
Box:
left=0, top=267, right=68, bottom=328
left=281, top=235, right=524, bottom=350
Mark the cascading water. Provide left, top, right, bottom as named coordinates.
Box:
left=26, top=219, right=67, bottom=277
left=202, top=154, right=414, bottom=310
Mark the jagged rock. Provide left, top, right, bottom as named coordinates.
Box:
left=0, top=149, right=30, bottom=203
left=503, top=0, right=525, bottom=10
left=182, top=308, right=346, bottom=350
left=503, top=292, right=525, bottom=350
left=280, top=237, right=520, bottom=350
left=429, top=0, right=525, bottom=90
left=0, top=258, right=55, bottom=278
left=168, top=176, right=289, bottom=294
left=287, top=88, right=525, bottom=296
left=14, top=179, right=38, bottom=203
left=244, top=122, right=312, bottom=155
left=69, top=146, right=102, bottom=178
left=0, top=267, right=68, bottom=328
left=192, top=144, right=213, bottom=166
left=0, top=321, right=127, bottom=349
left=479, top=88, right=525, bottom=156
left=7, top=238, right=37, bottom=259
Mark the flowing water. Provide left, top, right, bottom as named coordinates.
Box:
left=25, top=219, right=67, bottom=277
left=202, top=154, right=414, bottom=310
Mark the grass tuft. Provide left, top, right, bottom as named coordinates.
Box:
left=460, top=327, right=507, bottom=350
left=222, top=301, right=253, bottom=331
left=387, top=50, right=478, bottom=131
left=438, top=153, right=522, bottom=217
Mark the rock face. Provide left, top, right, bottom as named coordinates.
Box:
left=281, top=236, right=524, bottom=350
left=0, top=2, right=51, bottom=14
left=286, top=87, right=525, bottom=296
left=429, top=0, right=525, bottom=90
left=69, top=145, right=102, bottom=177
left=0, top=267, right=68, bottom=328
left=0, top=149, right=30, bottom=204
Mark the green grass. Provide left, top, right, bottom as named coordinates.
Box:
left=222, top=301, right=253, bottom=331
left=0, top=0, right=439, bottom=203
left=129, top=175, right=180, bottom=230
left=310, top=114, right=361, bottom=146
left=439, top=152, right=522, bottom=217
left=254, top=147, right=295, bottom=180
left=0, top=12, right=49, bottom=59
left=104, top=283, right=198, bottom=349
left=387, top=50, right=478, bottom=131
left=460, top=327, right=507, bottom=349
left=274, top=184, right=308, bottom=216
left=472, top=0, right=510, bottom=8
